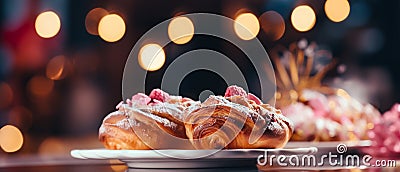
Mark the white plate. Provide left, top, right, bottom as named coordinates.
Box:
left=71, top=147, right=317, bottom=168
left=285, top=140, right=371, bottom=148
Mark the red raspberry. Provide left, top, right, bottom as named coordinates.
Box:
left=149, top=89, right=170, bottom=102
left=224, top=85, right=247, bottom=97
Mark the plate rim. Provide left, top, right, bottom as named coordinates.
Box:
left=70, top=147, right=318, bottom=160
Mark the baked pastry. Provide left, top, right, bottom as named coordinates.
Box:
left=99, top=110, right=150, bottom=150
left=184, top=86, right=293, bottom=149
left=99, top=89, right=198, bottom=150
left=99, top=86, right=293, bottom=150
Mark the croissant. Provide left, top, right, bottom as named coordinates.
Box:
left=99, top=89, right=198, bottom=150
left=99, top=110, right=150, bottom=150
left=184, top=95, right=293, bottom=149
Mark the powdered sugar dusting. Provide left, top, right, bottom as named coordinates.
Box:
left=99, top=124, right=107, bottom=135
left=131, top=93, right=152, bottom=105
left=114, top=118, right=134, bottom=130
left=124, top=106, right=177, bottom=129
left=116, top=101, right=123, bottom=109
left=103, top=111, right=124, bottom=123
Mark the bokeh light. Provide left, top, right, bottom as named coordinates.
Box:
left=98, top=14, right=126, bottom=42
left=325, top=0, right=350, bottom=22
left=336, top=88, right=351, bottom=100
left=355, top=28, right=384, bottom=54
left=0, top=82, right=13, bottom=109
left=168, top=16, right=194, bottom=44
left=35, top=11, right=61, bottom=38
left=110, top=160, right=127, bottom=172
left=138, top=44, right=166, bottom=71
left=259, top=11, right=285, bottom=41
left=234, top=13, right=260, bottom=40
left=0, top=125, right=24, bottom=153
left=46, top=55, right=68, bottom=80
left=337, top=64, right=347, bottom=74
left=85, top=8, right=109, bottom=35
left=291, top=5, right=316, bottom=32
left=27, top=76, right=54, bottom=97
left=38, top=138, right=67, bottom=155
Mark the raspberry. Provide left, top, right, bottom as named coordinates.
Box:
left=247, top=93, right=262, bottom=105
left=224, top=85, right=247, bottom=97
left=149, top=89, right=170, bottom=102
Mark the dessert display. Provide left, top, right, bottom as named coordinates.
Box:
left=99, top=85, right=293, bottom=150
left=365, top=103, right=400, bottom=157
left=281, top=89, right=380, bottom=141
left=272, top=40, right=381, bottom=141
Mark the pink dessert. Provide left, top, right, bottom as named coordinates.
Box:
left=366, top=103, right=400, bottom=156
left=281, top=89, right=381, bottom=141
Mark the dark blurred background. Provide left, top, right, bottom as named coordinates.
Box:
left=0, top=0, right=399, bottom=155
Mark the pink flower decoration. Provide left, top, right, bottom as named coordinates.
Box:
left=366, top=103, right=400, bottom=157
